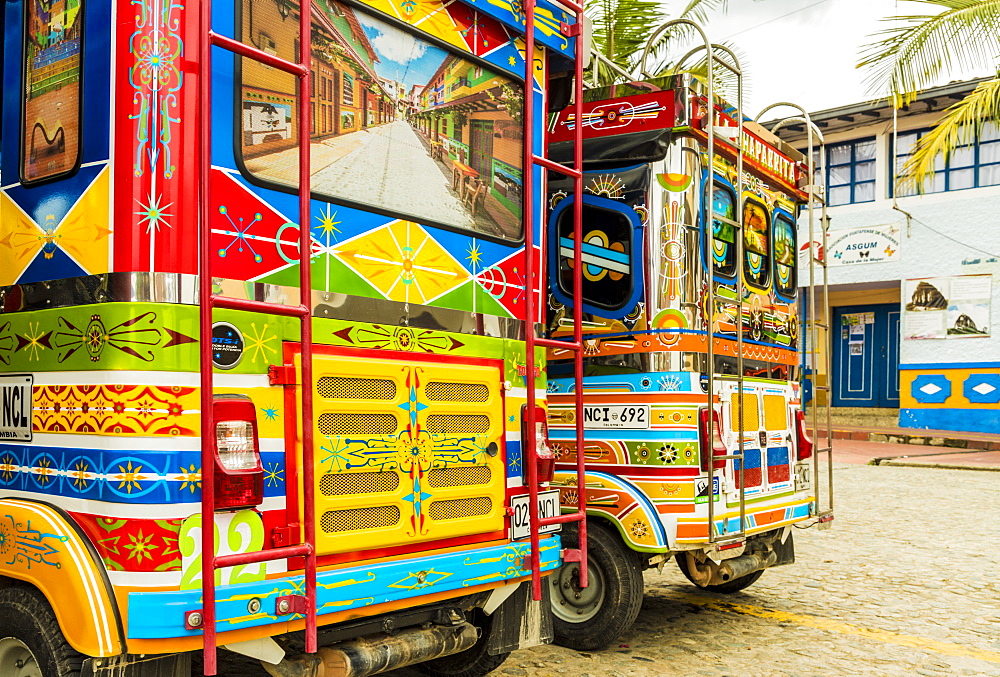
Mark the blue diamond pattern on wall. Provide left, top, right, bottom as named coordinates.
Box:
left=910, top=374, right=952, bottom=404
left=963, top=374, right=1000, bottom=404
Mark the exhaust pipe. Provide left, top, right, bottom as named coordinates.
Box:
left=714, top=550, right=777, bottom=584
left=262, top=622, right=479, bottom=677
left=684, top=549, right=778, bottom=587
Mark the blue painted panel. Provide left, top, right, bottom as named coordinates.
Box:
left=742, top=448, right=762, bottom=469
left=547, top=430, right=699, bottom=443
left=963, top=374, right=1000, bottom=404
left=902, top=362, right=1000, bottom=370
left=548, top=372, right=698, bottom=394
left=900, top=408, right=1000, bottom=435
left=766, top=446, right=789, bottom=467
left=832, top=303, right=899, bottom=408
left=127, top=535, right=562, bottom=638
left=911, top=374, right=952, bottom=404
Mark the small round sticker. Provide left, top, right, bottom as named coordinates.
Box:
left=212, top=322, right=244, bottom=370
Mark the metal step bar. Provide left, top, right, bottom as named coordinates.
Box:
left=757, top=103, right=835, bottom=523
left=522, top=0, right=589, bottom=598
left=639, top=21, right=749, bottom=543
left=197, top=1, right=318, bottom=672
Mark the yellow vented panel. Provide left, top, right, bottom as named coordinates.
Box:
left=762, top=394, right=788, bottom=431
left=320, top=471, right=400, bottom=496
left=317, top=376, right=397, bottom=400
left=303, top=353, right=506, bottom=556
left=424, top=382, right=490, bottom=402
left=428, top=497, right=492, bottom=521
left=321, top=506, right=400, bottom=533
left=730, top=393, right=761, bottom=432
left=427, top=465, right=492, bottom=488
left=424, top=414, right=490, bottom=434
left=317, top=412, right=396, bottom=435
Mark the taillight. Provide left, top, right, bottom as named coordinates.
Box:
left=698, top=407, right=727, bottom=472
left=213, top=396, right=263, bottom=510
left=794, top=409, right=813, bottom=460
left=522, top=405, right=554, bottom=484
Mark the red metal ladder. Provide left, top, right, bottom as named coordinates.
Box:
left=521, top=0, right=588, bottom=598
left=195, top=0, right=318, bottom=672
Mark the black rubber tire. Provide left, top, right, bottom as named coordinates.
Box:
left=0, top=585, right=84, bottom=677
left=550, top=520, right=644, bottom=651
left=675, top=553, right=765, bottom=593
left=413, top=610, right=509, bottom=677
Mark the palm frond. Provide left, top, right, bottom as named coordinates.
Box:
left=896, top=75, right=1000, bottom=192
left=651, top=42, right=749, bottom=104
left=679, top=0, right=729, bottom=23
left=858, top=0, right=1000, bottom=105
left=585, top=0, right=669, bottom=70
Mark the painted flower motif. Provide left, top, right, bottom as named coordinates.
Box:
left=178, top=464, right=201, bottom=493
left=32, top=456, right=56, bottom=486
left=658, top=374, right=684, bottom=391
left=70, top=459, right=92, bottom=491
left=124, top=530, right=158, bottom=563
left=114, top=461, right=147, bottom=494
left=658, top=445, right=678, bottom=464
left=0, top=454, right=18, bottom=483
left=264, top=462, right=285, bottom=488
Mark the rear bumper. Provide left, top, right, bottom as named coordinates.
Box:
left=126, top=535, right=562, bottom=640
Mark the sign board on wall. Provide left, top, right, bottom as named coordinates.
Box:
left=798, top=224, right=901, bottom=269
left=903, top=274, right=992, bottom=340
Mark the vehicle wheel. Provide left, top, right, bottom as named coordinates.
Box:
left=0, top=586, right=83, bottom=677
left=675, top=553, right=765, bottom=593
left=413, top=610, right=508, bottom=677
left=549, top=521, right=644, bottom=651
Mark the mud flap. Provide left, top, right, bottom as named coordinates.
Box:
left=81, top=653, right=192, bottom=677
left=486, top=581, right=554, bottom=656
left=771, top=531, right=795, bottom=567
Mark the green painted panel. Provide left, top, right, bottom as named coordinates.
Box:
left=0, top=304, right=529, bottom=380
left=433, top=281, right=512, bottom=319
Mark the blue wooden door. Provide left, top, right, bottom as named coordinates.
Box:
left=832, top=303, right=900, bottom=408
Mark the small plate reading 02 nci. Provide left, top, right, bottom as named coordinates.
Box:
left=212, top=322, right=245, bottom=370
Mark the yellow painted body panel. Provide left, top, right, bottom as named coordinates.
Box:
left=0, top=499, right=122, bottom=656
left=300, top=353, right=507, bottom=555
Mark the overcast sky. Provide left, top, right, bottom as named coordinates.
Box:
left=669, top=0, right=990, bottom=119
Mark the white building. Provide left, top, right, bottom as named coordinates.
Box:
left=769, top=78, right=1000, bottom=434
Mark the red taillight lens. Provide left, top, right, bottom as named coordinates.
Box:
left=213, top=397, right=263, bottom=510
left=795, top=409, right=814, bottom=460
left=698, top=407, right=727, bottom=472
left=523, top=405, right=554, bottom=484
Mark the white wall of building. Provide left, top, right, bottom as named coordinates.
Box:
left=800, top=111, right=1000, bottom=366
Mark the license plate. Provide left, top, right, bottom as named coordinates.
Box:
left=582, top=404, right=650, bottom=429
left=794, top=463, right=811, bottom=491
left=509, top=490, right=561, bottom=540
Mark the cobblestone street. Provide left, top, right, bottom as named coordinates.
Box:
left=216, top=463, right=1000, bottom=677
left=310, top=121, right=478, bottom=230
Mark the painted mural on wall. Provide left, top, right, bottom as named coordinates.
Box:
left=903, top=274, right=992, bottom=340
left=239, top=0, right=523, bottom=239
